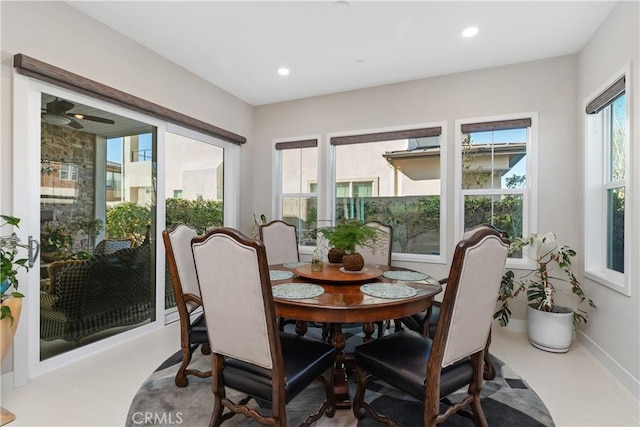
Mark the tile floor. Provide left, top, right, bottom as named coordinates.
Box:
left=1, top=323, right=638, bottom=426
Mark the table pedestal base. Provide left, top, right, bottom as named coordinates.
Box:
left=333, top=368, right=351, bottom=409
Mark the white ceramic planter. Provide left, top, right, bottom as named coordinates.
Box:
left=526, top=304, right=574, bottom=353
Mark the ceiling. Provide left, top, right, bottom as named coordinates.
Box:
left=66, top=1, right=617, bottom=107
left=41, top=94, right=153, bottom=138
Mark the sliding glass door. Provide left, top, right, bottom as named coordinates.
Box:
left=163, top=130, right=225, bottom=315
left=39, top=92, right=158, bottom=361
left=12, top=77, right=239, bottom=381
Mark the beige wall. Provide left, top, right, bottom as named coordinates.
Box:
left=254, top=54, right=579, bottom=280
left=577, top=1, right=640, bottom=396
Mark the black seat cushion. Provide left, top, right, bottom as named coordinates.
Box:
left=354, top=330, right=473, bottom=400
left=402, top=305, right=440, bottom=337
left=222, top=333, right=335, bottom=403
left=188, top=313, right=208, bottom=344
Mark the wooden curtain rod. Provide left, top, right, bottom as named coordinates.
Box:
left=13, top=53, right=246, bottom=145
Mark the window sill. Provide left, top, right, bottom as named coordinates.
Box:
left=584, top=269, right=629, bottom=296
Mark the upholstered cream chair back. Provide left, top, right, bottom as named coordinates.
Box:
left=437, top=228, right=509, bottom=367
left=164, top=224, right=200, bottom=312
left=259, top=220, right=299, bottom=265
left=462, top=223, right=494, bottom=240
left=192, top=228, right=275, bottom=369
left=356, top=221, right=393, bottom=266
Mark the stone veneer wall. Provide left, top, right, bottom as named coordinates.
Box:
left=41, top=122, right=97, bottom=251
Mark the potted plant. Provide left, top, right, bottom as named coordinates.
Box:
left=316, top=220, right=380, bottom=271
left=1, top=215, right=28, bottom=368
left=494, top=232, right=596, bottom=353
left=40, top=223, right=73, bottom=261
left=1, top=215, right=28, bottom=319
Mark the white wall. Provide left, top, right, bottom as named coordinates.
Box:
left=254, top=54, right=579, bottom=284
left=0, top=1, right=254, bottom=374
left=577, top=1, right=640, bottom=397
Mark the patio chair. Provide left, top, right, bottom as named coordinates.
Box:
left=94, top=238, right=135, bottom=255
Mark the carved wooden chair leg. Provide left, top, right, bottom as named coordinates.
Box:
left=201, top=343, right=211, bottom=355
left=483, top=330, right=496, bottom=380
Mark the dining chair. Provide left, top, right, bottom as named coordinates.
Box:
left=357, top=221, right=394, bottom=338
left=352, top=226, right=509, bottom=427
left=400, top=224, right=505, bottom=379
left=356, top=221, right=393, bottom=266
left=191, top=227, right=336, bottom=427
left=259, top=220, right=303, bottom=332
left=162, top=223, right=211, bottom=387
left=259, top=220, right=300, bottom=265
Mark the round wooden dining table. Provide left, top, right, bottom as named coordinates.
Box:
left=269, top=262, right=442, bottom=409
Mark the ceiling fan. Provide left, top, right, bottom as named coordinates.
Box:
left=41, top=98, right=115, bottom=129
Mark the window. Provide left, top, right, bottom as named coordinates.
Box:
left=331, top=125, right=445, bottom=257
left=105, top=171, right=120, bottom=189
left=455, top=115, right=536, bottom=250
left=59, top=163, right=78, bottom=181
left=275, top=138, right=319, bottom=246
left=585, top=73, right=629, bottom=294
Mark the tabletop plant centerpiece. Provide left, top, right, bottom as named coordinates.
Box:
left=494, top=232, right=596, bottom=353
left=316, top=219, right=379, bottom=271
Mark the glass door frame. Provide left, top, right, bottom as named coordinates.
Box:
left=162, top=123, right=240, bottom=324
left=12, top=74, right=239, bottom=383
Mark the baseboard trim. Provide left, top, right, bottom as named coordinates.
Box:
left=495, top=318, right=527, bottom=333
left=1, top=372, right=14, bottom=395
left=577, top=331, right=640, bottom=400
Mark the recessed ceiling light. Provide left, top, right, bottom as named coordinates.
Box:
left=277, top=67, right=290, bottom=76
left=462, top=26, right=479, bottom=38
left=332, top=1, right=350, bottom=10
left=355, top=59, right=365, bottom=65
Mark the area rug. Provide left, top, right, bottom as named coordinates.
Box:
left=126, top=326, right=554, bottom=426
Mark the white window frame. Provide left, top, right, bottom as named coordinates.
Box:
left=454, top=112, right=538, bottom=270
left=584, top=66, right=631, bottom=295
left=327, top=122, right=447, bottom=264
left=272, top=135, right=321, bottom=252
